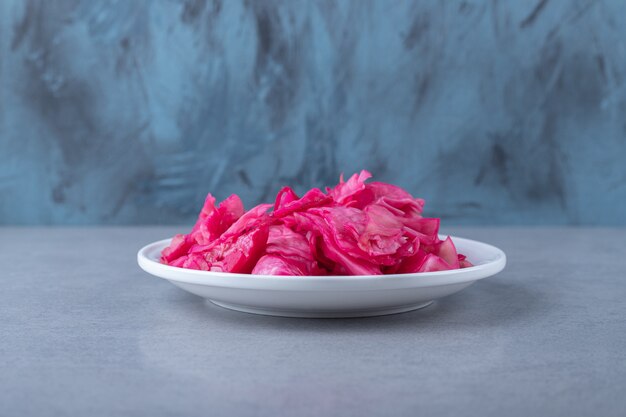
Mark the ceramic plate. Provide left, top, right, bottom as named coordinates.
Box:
left=137, top=236, right=506, bottom=318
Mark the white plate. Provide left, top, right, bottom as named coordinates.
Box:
left=137, top=236, right=506, bottom=318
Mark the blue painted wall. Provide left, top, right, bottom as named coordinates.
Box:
left=1, top=0, right=625, bottom=225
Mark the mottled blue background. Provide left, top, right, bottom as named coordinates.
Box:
left=1, top=0, right=625, bottom=225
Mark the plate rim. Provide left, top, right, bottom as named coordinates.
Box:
left=137, top=235, right=506, bottom=291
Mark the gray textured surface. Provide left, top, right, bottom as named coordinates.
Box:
left=1, top=227, right=625, bottom=417
left=2, top=0, right=626, bottom=225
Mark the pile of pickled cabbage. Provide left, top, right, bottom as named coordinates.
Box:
left=161, top=171, right=471, bottom=275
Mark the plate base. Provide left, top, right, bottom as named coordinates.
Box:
left=209, top=300, right=434, bottom=318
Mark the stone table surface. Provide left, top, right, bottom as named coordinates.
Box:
left=1, top=227, right=624, bottom=417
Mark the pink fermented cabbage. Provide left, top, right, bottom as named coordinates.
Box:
left=161, top=171, right=472, bottom=275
